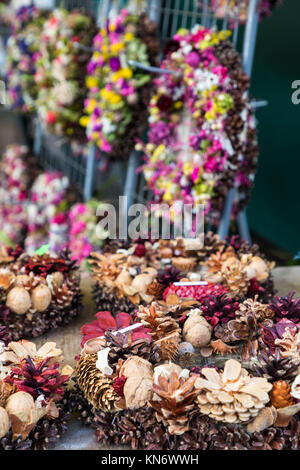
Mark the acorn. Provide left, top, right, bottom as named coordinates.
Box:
left=0, top=406, right=10, bottom=439
left=6, top=287, right=31, bottom=315
left=31, top=285, right=52, bottom=312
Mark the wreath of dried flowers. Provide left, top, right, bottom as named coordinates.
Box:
left=204, top=0, right=282, bottom=24
left=89, top=234, right=275, bottom=317
left=35, top=8, right=97, bottom=140
left=69, top=201, right=105, bottom=264
left=0, top=145, right=39, bottom=248
left=139, top=25, right=258, bottom=225
left=5, top=5, right=48, bottom=112
left=0, top=338, right=73, bottom=450
left=68, top=275, right=300, bottom=450
left=24, top=171, right=75, bottom=255
left=0, top=248, right=82, bottom=341
left=80, top=9, right=159, bottom=160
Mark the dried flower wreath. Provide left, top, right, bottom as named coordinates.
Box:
left=139, top=25, right=258, bottom=225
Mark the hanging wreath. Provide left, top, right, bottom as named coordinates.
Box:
left=68, top=201, right=105, bottom=263
left=80, top=8, right=159, bottom=160
left=24, top=171, right=74, bottom=255
left=35, top=8, right=97, bottom=140
left=140, top=26, right=258, bottom=226
left=5, top=5, right=48, bottom=112
left=0, top=145, right=39, bottom=248
left=206, top=0, right=282, bottom=23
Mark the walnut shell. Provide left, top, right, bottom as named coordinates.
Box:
left=0, top=406, right=10, bottom=439
left=131, top=274, right=153, bottom=294
left=6, top=287, right=31, bottom=315
left=5, top=391, right=36, bottom=440
left=120, top=356, right=153, bottom=379
left=183, top=314, right=211, bottom=348
left=123, top=376, right=153, bottom=409
left=31, top=285, right=52, bottom=312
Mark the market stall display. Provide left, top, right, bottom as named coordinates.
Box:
left=0, top=248, right=82, bottom=341
left=0, top=337, right=72, bottom=450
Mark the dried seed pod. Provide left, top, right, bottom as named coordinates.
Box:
left=0, top=406, right=10, bottom=439
left=31, top=285, right=52, bottom=312
left=5, top=392, right=37, bottom=440
left=6, top=287, right=31, bottom=315
left=183, top=311, right=212, bottom=348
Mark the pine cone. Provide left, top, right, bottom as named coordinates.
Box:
left=269, top=292, right=300, bottom=322
left=236, top=297, right=274, bottom=321
left=270, top=380, right=295, bottom=409
left=76, top=353, right=118, bottom=412
left=222, top=263, right=249, bottom=298
left=195, top=359, right=272, bottom=424
left=156, top=266, right=183, bottom=286
left=204, top=247, right=236, bottom=274
left=52, top=283, right=73, bottom=309
left=105, top=331, right=154, bottom=365
left=138, top=303, right=180, bottom=341
left=150, top=371, right=199, bottom=435
left=146, top=280, right=165, bottom=300
left=196, top=232, right=224, bottom=261
left=252, top=350, right=300, bottom=383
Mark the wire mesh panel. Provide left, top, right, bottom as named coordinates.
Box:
left=56, top=0, right=101, bottom=15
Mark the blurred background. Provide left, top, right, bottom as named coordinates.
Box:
left=248, top=0, right=299, bottom=258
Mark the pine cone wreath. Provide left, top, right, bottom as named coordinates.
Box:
left=76, top=353, right=118, bottom=412
left=0, top=403, right=70, bottom=450
left=270, top=381, right=295, bottom=409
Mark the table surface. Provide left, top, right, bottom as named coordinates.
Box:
left=31, top=267, right=300, bottom=450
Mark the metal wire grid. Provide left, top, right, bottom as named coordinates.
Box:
left=56, top=0, right=101, bottom=15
